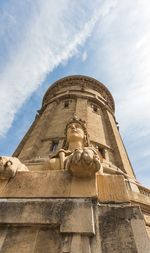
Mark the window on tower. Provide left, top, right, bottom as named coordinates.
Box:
left=63, top=99, right=72, bottom=109
left=64, top=101, right=69, bottom=108
left=98, top=147, right=106, bottom=159
left=50, top=140, right=59, bottom=152
left=91, top=142, right=106, bottom=159
left=91, top=103, right=99, bottom=114
left=93, top=105, right=98, bottom=113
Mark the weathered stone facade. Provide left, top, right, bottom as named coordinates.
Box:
left=0, top=75, right=149, bottom=252
left=14, top=76, right=135, bottom=177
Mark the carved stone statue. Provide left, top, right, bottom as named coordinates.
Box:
left=45, top=116, right=102, bottom=177
left=0, top=116, right=134, bottom=180
left=0, top=156, right=28, bottom=180
left=44, top=116, right=135, bottom=180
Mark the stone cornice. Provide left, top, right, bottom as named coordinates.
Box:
left=41, top=92, right=115, bottom=117
left=42, top=75, right=115, bottom=112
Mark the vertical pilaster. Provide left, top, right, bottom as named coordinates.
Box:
left=75, top=98, right=87, bottom=121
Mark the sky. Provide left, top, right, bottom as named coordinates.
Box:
left=0, top=0, right=149, bottom=187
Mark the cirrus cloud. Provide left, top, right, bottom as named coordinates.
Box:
left=0, top=0, right=117, bottom=136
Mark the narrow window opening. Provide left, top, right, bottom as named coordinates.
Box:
left=50, top=140, right=59, bottom=152
left=94, top=144, right=105, bottom=159
left=93, top=105, right=98, bottom=113
left=63, top=99, right=72, bottom=108
left=98, top=147, right=105, bottom=159
left=91, top=103, right=99, bottom=114
left=64, top=101, right=69, bottom=108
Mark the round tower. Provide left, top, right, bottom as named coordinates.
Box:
left=14, top=75, right=135, bottom=178
left=1, top=75, right=149, bottom=251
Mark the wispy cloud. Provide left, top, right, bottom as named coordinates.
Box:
left=87, top=0, right=150, bottom=185
left=91, top=1, right=150, bottom=135
left=0, top=0, right=117, bottom=136
left=82, top=51, right=88, bottom=62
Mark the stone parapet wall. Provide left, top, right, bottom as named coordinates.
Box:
left=0, top=198, right=149, bottom=253
left=0, top=170, right=149, bottom=209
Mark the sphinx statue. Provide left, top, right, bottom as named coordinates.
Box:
left=44, top=116, right=102, bottom=177
left=0, top=156, right=28, bottom=180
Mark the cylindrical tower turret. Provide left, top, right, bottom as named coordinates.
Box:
left=13, top=75, right=135, bottom=178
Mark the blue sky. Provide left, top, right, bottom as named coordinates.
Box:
left=0, top=0, right=149, bottom=187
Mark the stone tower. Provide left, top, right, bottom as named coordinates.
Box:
left=14, top=76, right=135, bottom=178
left=0, top=75, right=149, bottom=252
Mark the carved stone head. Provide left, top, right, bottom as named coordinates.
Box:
left=63, top=116, right=90, bottom=149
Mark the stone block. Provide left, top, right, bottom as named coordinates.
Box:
left=0, top=227, right=62, bottom=253
left=99, top=205, right=150, bottom=253
left=70, top=176, right=97, bottom=197
left=0, top=200, right=62, bottom=224
left=0, top=227, right=38, bottom=253
left=97, top=174, right=129, bottom=202
left=33, top=228, right=61, bottom=253
left=60, top=201, right=95, bottom=235
left=0, top=199, right=94, bottom=232
left=0, top=171, right=97, bottom=198
left=131, top=219, right=150, bottom=253
left=0, top=171, right=71, bottom=198
left=69, top=235, right=82, bottom=253
left=129, top=191, right=150, bottom=207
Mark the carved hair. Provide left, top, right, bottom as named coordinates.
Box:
left=63, top=115, right=90, bottom=149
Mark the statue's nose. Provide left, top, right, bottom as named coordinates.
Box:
left=70, top=124, right=76, bottom=129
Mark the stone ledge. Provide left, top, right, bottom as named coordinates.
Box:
left=0, top=199, right=95, bottom=235
left=2, top=171, right=148, bottom=207
left=0, top=171, right=97, bottom=198
left=0, top=171, right=132, bottom=203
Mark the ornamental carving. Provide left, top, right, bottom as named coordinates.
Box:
left=45, top=115, right=102, bottom=178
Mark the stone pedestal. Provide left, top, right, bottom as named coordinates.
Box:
left=0, top=199, right=149, bottom=253
left=0, top=171, right=149, bottom=253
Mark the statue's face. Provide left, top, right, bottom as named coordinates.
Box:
left=67, top=122, right=85, bottom=143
